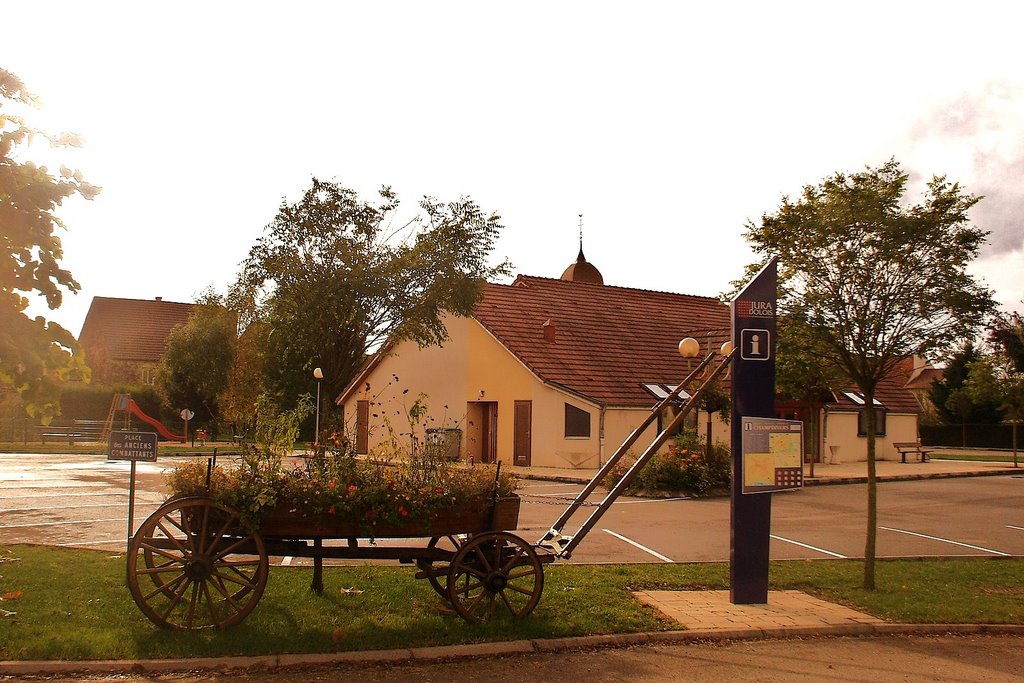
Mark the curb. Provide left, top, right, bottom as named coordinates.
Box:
left=4, top=624, right=1024, bottom=677
left=521, top=468, right=1022, bottom=488
left=804, top=468, right=1022, bottom=487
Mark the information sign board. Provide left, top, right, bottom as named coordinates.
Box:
left=108, top=430, right=159, bottom=462
left=741, top=417, right=803, bottom=494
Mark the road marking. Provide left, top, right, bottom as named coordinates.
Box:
left=0, top=492, right=131, bottom=500
left=0, top=517, right=129, bottom=529
left=57, top=539, right=125, bottom=547
left=880, top=526, right=1010, bottom=556
left=770, top=534, right=847, bottom=558
left=615, top=497, right=690, bottom=504
left=1007, top=525, right=1024, bottom=532
left=602, top=528, right=674, bottom=562
left=0, top=503, right=134, bottom=513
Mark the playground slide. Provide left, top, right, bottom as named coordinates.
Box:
left=127, top=399, right=185, bottom=442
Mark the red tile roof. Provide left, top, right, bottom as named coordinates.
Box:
left=473, top=275, right=731, bottom=406
left=78, top=297, right=194, bottom=362
left=829, top=373, right=922, bottom=414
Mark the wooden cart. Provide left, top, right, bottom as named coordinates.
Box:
left=127, top=493, right=548, bottom=630
left=128, top=344, right=736, bottom=631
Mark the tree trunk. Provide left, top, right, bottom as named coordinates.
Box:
left=863, top=388, right=878, bottom=590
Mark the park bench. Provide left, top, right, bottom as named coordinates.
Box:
left=38, top=419, right=104, bottom=446
left=893, top=440, right=933, bottom=463
left=39, top=426, right=84, bottom=445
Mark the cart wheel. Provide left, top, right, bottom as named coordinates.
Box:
left=127, top=497, right=268, bottom=630
left=416, top=535, right=465, bottom=599
left=446, top=532, right=543, bottom=623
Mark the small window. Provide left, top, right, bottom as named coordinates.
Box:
left=857, top=407, right=887, bottom=436
left=564, top=403, right=591, bottom=438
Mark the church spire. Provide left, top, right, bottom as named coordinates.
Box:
left=561, top=213, right=604, bottom=284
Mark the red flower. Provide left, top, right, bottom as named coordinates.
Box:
left=328, top=505, right=336, bottom=515
left=398, top=506, right=409, bottom=517
left=328, top=481, right=336, bottom=489
left=348, top=484, right=358, bottom=493
left=366, top=509, right=376, bottom=519
left=434, top=487, right=444, bottom=495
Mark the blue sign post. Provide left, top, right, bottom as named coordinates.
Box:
left=730, top=257, right=778, bottom=604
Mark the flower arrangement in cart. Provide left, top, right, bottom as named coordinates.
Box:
left=168, top=391, right=517, bottom=530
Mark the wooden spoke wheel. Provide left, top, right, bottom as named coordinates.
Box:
left=127, top=497, right=268, bottom=630
left=416, top=535, right=466, bottom=599
left=446, top=532, right=543, bottom=623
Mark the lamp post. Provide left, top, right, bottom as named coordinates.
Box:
left=313, top=367, right=323, bottom=448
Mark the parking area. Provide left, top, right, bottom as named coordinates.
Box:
left=2, top=452, right=1023, bottom=564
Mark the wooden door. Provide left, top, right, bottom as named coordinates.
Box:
left=514, top=400, right=532, bottom=466
left=481, top=402, right=498, bottom=464
left=356, top=400, right=369, bottom=454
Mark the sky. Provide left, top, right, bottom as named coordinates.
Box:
left=6, top=1, right=1024, bottom=341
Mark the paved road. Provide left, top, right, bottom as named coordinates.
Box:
left=2, top=453, right=1023, bottom=565
left=17, top=635, right=1024, bottom=682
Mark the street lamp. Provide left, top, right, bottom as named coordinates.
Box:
left=313, top=367, right=323, bottom=448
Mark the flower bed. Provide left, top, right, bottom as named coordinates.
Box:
left=168, top=447, right=518, bottom=535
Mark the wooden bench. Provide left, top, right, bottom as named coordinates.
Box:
left=893, top=441, right=933, bottom=463
left=39, top=427, right=84, bottom=445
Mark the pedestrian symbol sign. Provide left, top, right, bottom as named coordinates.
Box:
left=740, top=329, right=771, bottom=361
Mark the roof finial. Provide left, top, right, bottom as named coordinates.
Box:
left=577, top=214, right=585, bottom=261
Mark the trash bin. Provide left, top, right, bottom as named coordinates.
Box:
left=426, top=428, right=462, bottom=461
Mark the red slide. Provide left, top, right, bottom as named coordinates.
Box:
left=127, top=399, right=186, bottom=442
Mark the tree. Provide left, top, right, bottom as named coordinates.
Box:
left=743, top=159, right=994, bottom=589
left=775, top=314, right=844, bottom=477
left=988, top=311, right=1024, bottom=373
left=217, top=319, right=270, bottom=435
left=969, top=310, right=1024, bottom=466
left=928, top=342, right=1003, bottom=429
left=234, top=179, right=510, bottom=416
left=1, top=69, right=100, bottom=421
left=155, top=298, right=236, bottom=422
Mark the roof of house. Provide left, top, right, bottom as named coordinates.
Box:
left=78, top=296, right=194, bottom=362
left=829, top=372, right=922, bottom=414
left=473, top=275, right=731, bottom=406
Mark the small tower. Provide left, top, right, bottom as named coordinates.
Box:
left=560, top=214, right=604, bottom=285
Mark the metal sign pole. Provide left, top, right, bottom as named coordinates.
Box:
left=127, top=460, right=136, bottom=554
left=730, top=257, right=778, bottom=604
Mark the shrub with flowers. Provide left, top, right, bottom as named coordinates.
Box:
left=166, top=394, right=517, bottom=531
left=602, top=430, right=731, bottom=496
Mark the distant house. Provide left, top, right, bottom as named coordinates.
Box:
left=337, top=251, right=923, bottom=469
left=78, top=296, right=193, bottom=385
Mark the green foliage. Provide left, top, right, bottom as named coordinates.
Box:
left=742, top=159, right=995, bottom=589
left=603, top=430, right=730, bottom=495
left=253, top=392, right=314, bottom=456
left=988, top=310, right=1024, bottom=373
left=929, top=343, right=1004, bottom=425
left=1, top=69, right=99, bottom=421
left=231, top=179, right=511, bottom=414
left=155, top=299, right=236, bottom=420
left=58, top=382, right=162, bottom=421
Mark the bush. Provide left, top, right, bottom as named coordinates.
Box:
left=603, top=430, right=730, bottom=495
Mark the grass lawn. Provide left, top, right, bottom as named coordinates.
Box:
left=930, top=451, right=1021, bottom=464
left=1, top=545, right=1022, bottom=661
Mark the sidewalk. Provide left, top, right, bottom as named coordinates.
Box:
left=508, top=455, right=1022, bottom=486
